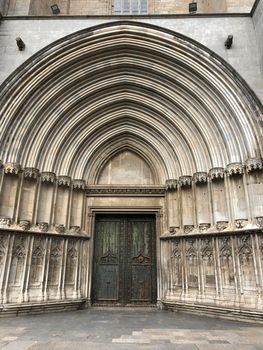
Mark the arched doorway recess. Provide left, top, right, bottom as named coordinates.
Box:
left=0, top=21, right=263, bottom=319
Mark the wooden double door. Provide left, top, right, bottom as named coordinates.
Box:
left=92, top=214, right=157, bottom=305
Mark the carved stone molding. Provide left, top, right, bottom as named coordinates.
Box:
left=199, top=223, right=211, bottom=232
left=169, top=226, right=179, bottom=235
left=4, top=162, right=21, bottom=175
left=41, top=172, right=56, bottom=183
left=256, top=216, right=263, bottom=229
left=19, top=220, right=31, bottom=231
left=57, top=176, right=71, bottom=187
left=38, top=222, right=49, bottom=232
left=216, top=221, right=228, bottom=231
left=165, top=179, right=177, bottom=191
left=24, top=167, right=39, bottom=179
left=0, top=218, right=12, bottom=226
left=0, top=160, right=3, bottom=169
left=86, top=187, right=165, bottom=196
left=72, top=179, right=85, bottom=190
left=178, top=176, right=192, bottom=187
left=184, top=225, right=194, bottom=234
left=209, top=167, right=225, bottom=180
left=235, top=219, right=248, bottom=229
left=245, top=158, right=263, bottom=172
left=226, top=162, right=244, bottom=176
left=55, top=224, right=65, bottom=233
left=193, top=172, right=208, bottom=184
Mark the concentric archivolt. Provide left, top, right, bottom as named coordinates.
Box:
left=0, top=21, right=262, bottom=184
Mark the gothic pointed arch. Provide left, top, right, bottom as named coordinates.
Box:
left=0, top=21, right=262, bottom=183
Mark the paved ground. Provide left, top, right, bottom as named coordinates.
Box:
left=0, top=308, right=263, bottom=350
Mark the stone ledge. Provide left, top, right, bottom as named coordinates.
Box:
left=162, top=300, right=263, bottom=323
left=0, top=299, right=88, bottom=317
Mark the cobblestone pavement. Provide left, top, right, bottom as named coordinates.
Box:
left=0, top=308, right=262, bottom=350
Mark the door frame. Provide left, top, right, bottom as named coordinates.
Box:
left=86, top=206, right=163, bottom=307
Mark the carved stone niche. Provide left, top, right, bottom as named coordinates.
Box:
left=178, top=176, right=192, bottom=187
left=193, top=172, right=208, bottom=184
left=216, top=221, right=228, bottom=231
left=169, top=226, right=179, bottom=235
left=165, top=179, right=177, bottom=191
left=55, top=224, right=65, bottom=233
left=256, top=216, right=263, bottom=229
left=226, top=162, right=244, bottom=177
left=41, top=172, right=56, bottom=183
left=199, top=223, right=211, bottom=232
left=245, top=157, right=263, bottom=173
left=4, top=162, right=21, bottom=175
left=235, top=219, right=248, bottom=229
left=24, top=167, right=39, bottom=180
left=0, top=218, right=12, bottom=226
left=209, top=167, right=225, bottom=181
left=184, top=225, right=194, bottom=234
left=57, top=176, right=71, bottom=187
left=19, top=219, right=31, bottom=231
left=38, top=222, right=49, bottom=232
left=72, top=179, right=85, bottom=190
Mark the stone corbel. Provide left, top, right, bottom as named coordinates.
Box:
left=245, top=157, right=263, bottom=173
left=41, top=172, right=56, bottom=183
left=24, top=167, right=39, bottom=180
left=209, top=167, right=225, bottom=181
left=178, top=176, right=192, bottom=187
left=4, top=162, right=21, bottom=175
left=165, top=179, right=177, bottom=191
left=226, top=162, right=244, bottom=177
left=193, top=172, right=208, bottom=184
left=57, top=176, right=71, bottom=187
left=72, top=179, right=86, bottom=190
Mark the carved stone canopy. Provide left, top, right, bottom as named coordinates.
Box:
left=41, top=172, right=56, bottom=183
left=72, top=179, right=86, bottom=190
left=165, top=179, right=177, bottom=191
left=226, top=162, right=244, bottom=177
left=24, top=167, right=39, bottom=179
left=193, top=172, right=208, bottom=184
left=245, top=158, right=263, bottom=173
left=178, top=176, right=192, bottom=187
left=209, top=167, right=225, bottom=180
left=4, top=162, right=21, bottom=175
left=57, top=176, right=71, bottom=187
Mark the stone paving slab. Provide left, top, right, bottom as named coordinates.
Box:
left=0, top=308, right=262, bottom=349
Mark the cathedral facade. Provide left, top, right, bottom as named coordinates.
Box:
left=0, top=0, right=263, bottom=320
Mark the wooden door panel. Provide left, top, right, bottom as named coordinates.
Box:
left=128, top=219, right=155, bottom=303
left=96, top=265, right=119, bottom=300
left=131, top=265, right=152, bottom=301
left=92, top=215, right=156, bottom=305
left=93, top=218, right=122, bottom=302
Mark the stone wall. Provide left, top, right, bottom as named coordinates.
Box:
left=1, top=16, right=263, bottom=103
left=253, top=0, right=263, bottom=76
left=3, top=0, right=255, bottom=15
